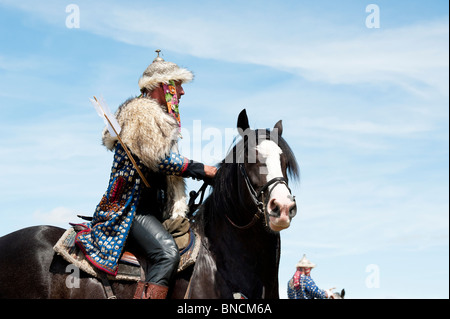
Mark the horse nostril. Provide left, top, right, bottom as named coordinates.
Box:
left=268, top=198, right=281, bottom=217
left=271, top=205, right=280, bottom=218
left=289, top=203, right=297, bottom=218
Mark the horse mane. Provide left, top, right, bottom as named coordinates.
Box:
left=194, top=130, right=299, bottom=233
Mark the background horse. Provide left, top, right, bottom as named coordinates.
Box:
left=0, top=109, right=299, bottom=299
left=333, top=289, right=346, bottom=299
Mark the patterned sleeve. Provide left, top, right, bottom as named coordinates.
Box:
left=158, top=152, right=208, bottom=180
left=158, top=152, right=189, bottom=176
left=304, top=276, right=327, bottom=299
left=287, top=278, right=296, bottom=299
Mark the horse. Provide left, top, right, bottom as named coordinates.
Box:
left=333, top=289, right=346, bottom=299
left=0, top=109, right=299, bottom=299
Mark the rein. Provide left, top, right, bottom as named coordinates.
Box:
left=188, top=163, right=294, bottom=231
left=225, top=164, right=293, bottom=230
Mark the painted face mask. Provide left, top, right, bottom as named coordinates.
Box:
left=163, top=80, right=182, bottom=136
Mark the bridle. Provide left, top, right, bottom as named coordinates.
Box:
left=225, top=163, right=296, bottom=230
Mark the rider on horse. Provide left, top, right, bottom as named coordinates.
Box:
left=287, top=255, right=335, bottom=299
left=75, top=50, right=217, bottom=299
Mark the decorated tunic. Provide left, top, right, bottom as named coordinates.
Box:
left=74, top=96, right=195, bottom=276
left=287, top=272, right=327, bottom=299
left=75, top=143, right=145, bottom=274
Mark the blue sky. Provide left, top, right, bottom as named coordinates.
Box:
left=0, top=0, right=448, bottom=299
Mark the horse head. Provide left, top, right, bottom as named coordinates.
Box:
left=333, top=289, right=346, bottom=299
left=233, top=109, right=299, bottom=232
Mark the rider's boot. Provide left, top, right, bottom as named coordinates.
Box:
left=133, top=281, right=168, bottom=299
left=146, top=283, right=169, bottom=299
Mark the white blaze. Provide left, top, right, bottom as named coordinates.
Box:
left=256, top=140, right=283, bottom=181
left=256, top=140, right=290, bottom=199
left=256, top=140, right=293, bottom=230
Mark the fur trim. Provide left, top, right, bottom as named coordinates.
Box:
left=102, top=96, right=179, bottom=171
left=102, top=96, right=189, bottom=219
left=138, top=60, right=194, bottom=91
left=165, top=175, right=188, bottom=220
left=53, top=227, right=140, bottom=282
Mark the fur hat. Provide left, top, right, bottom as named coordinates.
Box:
left=138, top=50, right=194, bottom=92
left=296, top=254, right=316, bottom=268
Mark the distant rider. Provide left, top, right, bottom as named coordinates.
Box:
left=287, top=254, right=334, bottom=299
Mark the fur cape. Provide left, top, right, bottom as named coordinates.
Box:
left=102, top=96, right=188, bottom=219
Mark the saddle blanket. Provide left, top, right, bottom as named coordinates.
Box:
left=53, top=224, right=200, bottom=282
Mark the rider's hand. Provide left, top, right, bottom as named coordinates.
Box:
left=202, top=165, right=217, bottom=186
left=325, top=288, right=335, bottom=299
left=204, top=165, right=217, bottom=179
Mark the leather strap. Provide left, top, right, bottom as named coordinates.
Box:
left=99, top=273, right=117, bottom=299
left=133, top=281, right=147, bottom=299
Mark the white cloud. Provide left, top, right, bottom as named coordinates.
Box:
left=287, top=22, right=449, bottom=91
left=88, top=5, right=449, bottom=96
left=1, top=0, right=447, bottom=96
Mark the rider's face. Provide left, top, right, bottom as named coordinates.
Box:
left=298, top=267, right=312, bottom=275
left=174, top=81, right=185, bottom=100
left=148, top=81, right=184, bottom=105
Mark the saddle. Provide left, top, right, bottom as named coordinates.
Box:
left=53, top=216, right=201, bottom=282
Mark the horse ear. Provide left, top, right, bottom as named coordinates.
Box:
left=274, top=120, right=283, bottom=136
left=341, top=289, right=345, bottom=298
left=237, top=109, right=250, bottom=135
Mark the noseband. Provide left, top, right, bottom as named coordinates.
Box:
left=225, top=163, right=296, bottom=230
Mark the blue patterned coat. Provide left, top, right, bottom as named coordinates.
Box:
left=287, top=274, right=327, bottom=299
left=75, top=143, right=146, bottom=274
